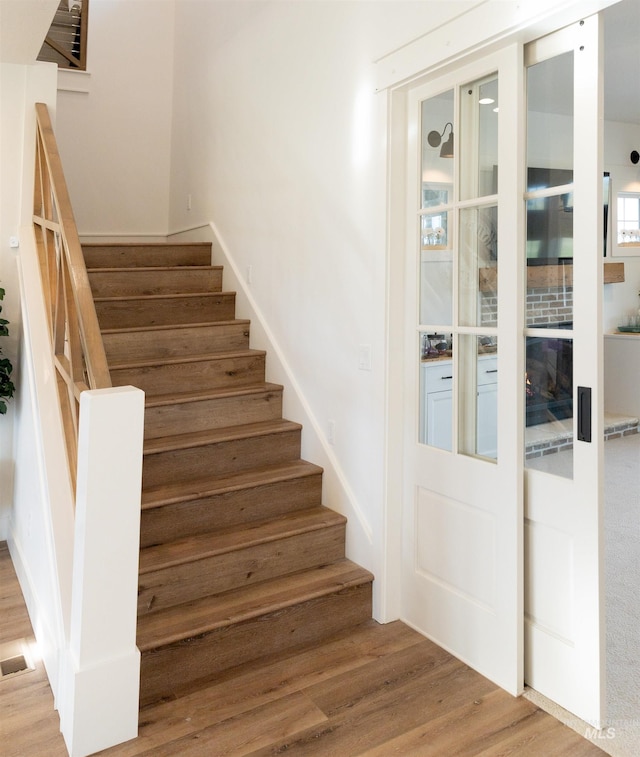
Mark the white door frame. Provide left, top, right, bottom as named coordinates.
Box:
left=398, top=47, right=524, bottom=696
left=380, top=0, right=616, bottom=714
left=523, top=16, right=606, bottom=726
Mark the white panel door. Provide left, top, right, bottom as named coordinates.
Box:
left=402, top=45, right=524, bottom=695
left=523, top=16, right=605, bottom=727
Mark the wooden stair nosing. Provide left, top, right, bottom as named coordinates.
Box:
left=139, top=506, right=347, bottom=575
left=100, top=318, right=251, bottom=336
left=136, top=559, right=374, bottom=652
left=144, top=381, right=283, bottom=408
left=93, top=290, right=236, bottom=304
left=143, top=419, right=303, bottom=456
left=109, top=348, right=266, bottom=372
left=82, top=242, right=212, bottom=248
left=87, top=265, right=222, bottom=274
left=141, top=460, right=323, bottom=510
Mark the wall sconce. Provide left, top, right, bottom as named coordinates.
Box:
left=427, top=122, right=454, bottom=158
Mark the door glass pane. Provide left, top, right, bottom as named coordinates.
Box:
left=526, top=51, right=574, bottom=185
left=458, top=334, right=498, bottom=459
left=525, top=49, right=574, bottom=479
left=526, top=189, right=574, bottom=269
left=419, top=331, right=453, bottom=449
left=460, top=75, right=499, bottom=200
left=459, top=205, right=498, bottom=328
left=420, top=212, right=453, bottom=327
left=525, top=336, right=574, bottom=479
left=420, top=91, right=454, bottom=329
left=421, top=90, right=454, bottom=198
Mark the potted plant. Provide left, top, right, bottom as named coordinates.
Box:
left=0, top=287, right=15, bottom=414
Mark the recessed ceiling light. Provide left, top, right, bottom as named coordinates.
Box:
left=479, top=97, right=495, bottom=105
left=493, top=106, right=499, bottom=113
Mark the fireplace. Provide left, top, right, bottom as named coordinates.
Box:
left=526, top=327, right=573, bottom=427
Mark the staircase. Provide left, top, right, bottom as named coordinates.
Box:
left=83, top=241, right=373, bottom=706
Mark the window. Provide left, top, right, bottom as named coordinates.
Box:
left=37, top=0, right=88, bottom=71
left=617, top=192, right=640, bottom=245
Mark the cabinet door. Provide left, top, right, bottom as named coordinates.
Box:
left=477, top=383, right=498, bottom=458
left=426, top=390, right=453, bottom=451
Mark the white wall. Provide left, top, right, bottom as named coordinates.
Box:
left=0, top=56, right=72, bottom=697
left=0, top=63, right=25, bottom=539
left=603, top=120, right=640, bottom=332
left=168, top=1, right=476, bottom=613
left=45, top=0, right=635, bottom=618
left=0, top=60, right=59, bottom=540
left=54, top=0, right=175, bottom=237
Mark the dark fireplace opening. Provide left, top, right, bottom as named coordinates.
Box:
left=526, top=328, right=573, bottom=427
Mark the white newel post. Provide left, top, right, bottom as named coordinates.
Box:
left=60, top=386, right=145, bottom=757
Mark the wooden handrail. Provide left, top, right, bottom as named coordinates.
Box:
left=33, top=102, right=111, bottom=491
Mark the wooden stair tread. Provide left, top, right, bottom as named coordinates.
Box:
left=143, top=419, right=302, bottom=455
left=82, top=242, right=212, bottom=268
left=83, top=242, right=210, bottom=247
left=100, top=318, right=250, bottom=335
left=141, top=459, right=323, bottom=509
left=139, top=506, right=346, bottom=574
left=144, top=381, right=283, bottom=407
left=87, top=265, right=222, bottom=273
left=136, top=559, right=373, bottom=651
left=94, top=290, right=235, bottom=303
left=110, top=348, right=266, bottom=371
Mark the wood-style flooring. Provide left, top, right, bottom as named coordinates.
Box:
left=1, top=543, right=604, bottom=756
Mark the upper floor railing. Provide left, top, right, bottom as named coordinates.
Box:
left=32, top=102, right=111, bottom=491
left=38, top=0, right=89, bottom=71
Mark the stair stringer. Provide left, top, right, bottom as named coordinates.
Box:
left=168, top=222, right=379, bottom=615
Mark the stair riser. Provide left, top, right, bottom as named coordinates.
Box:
left=102, top=322, right=251, bottom=363
left=144, top=389, right=283, bottom=439
left=95, top=293, right=236, bottom=329
left=88, top=268, right=222, bottom=297
left=143, top=428, right=301, bottom=488
left=139, top=583, right=372, bottom=706
left=83, top=244, right=211, bottom=268
left=138, top=524, right=346, bottom=616
left=140, top=473, right=323, bottom=547
left=112, top=353, right=266, bottom=397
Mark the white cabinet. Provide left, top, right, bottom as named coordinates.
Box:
left=420, top=355, right=497, bottom=457
left=420, top=359, right=453, bottom=450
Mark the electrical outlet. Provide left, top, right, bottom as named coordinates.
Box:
left=328, top=419, right=335, bottom=445
left=247, top=265, right=253, bottom=284
left=187, top=194, right=192, bottom=211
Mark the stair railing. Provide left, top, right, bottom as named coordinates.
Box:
left=32, top=101, right=112, bottom=491
left=29, top=102, right=144, bottom=755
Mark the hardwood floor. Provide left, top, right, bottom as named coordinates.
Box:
left=1, top=543, right=604, bottom=757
